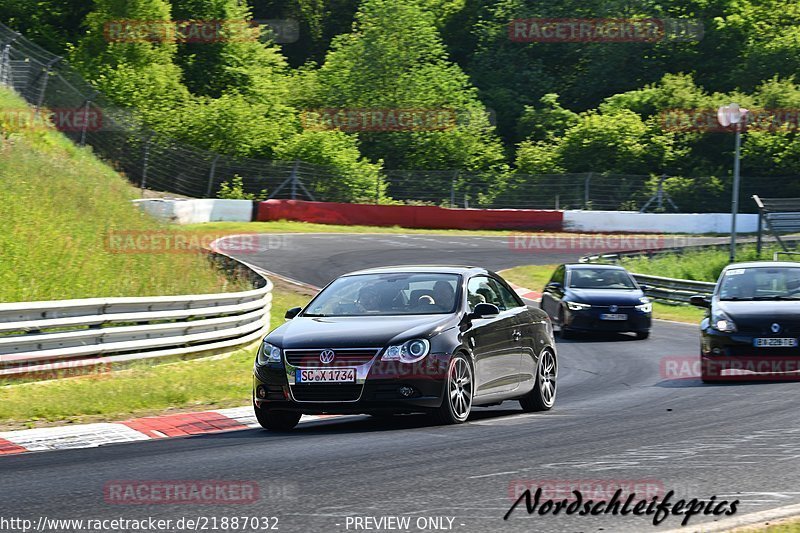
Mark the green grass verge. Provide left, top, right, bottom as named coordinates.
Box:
left=500, top=264, right=705, bottom=324
left=738, top=519, right=800, bottom=532
left=619, top=243, right=785, bottom=282
left=0, top=285, right=310, bottom=429
left=0, top=87, right=249, bottom=302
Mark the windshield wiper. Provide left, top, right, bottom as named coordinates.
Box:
left=302, top=313, right=330, bottom=317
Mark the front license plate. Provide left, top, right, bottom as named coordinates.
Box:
left=600, top=313, right=628, bottom=321
left=296, top=368, right=356, bottom=383
left=754, top=338, right=798, bottom=347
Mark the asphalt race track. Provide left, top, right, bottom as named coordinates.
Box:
left=2, top=234, right=799, bottom=533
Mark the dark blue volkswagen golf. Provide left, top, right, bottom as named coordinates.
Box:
left=540, top=264, right=652, bottom=339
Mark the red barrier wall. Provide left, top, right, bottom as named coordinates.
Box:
left=257, top=200, right=563, bottom=230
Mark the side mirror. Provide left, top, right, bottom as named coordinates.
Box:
left=471, top=302, right=500, bottom=319
left=545, top=282, right=562, bottom=291
left=689, top=295, right=711, bottom=309
left=284, top=306, right=302, bottom=319
left=639, top=283, right=651, bottom=292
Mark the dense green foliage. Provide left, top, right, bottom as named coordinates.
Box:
left=3, top=0, right=800, bottom=208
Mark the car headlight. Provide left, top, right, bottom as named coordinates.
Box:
left=635, top=301, right=652, bottom=313
left=566, top=301, right=591, bottom=311
left=256, top=341, right=282, bottom=365
left=711, top=311, right=737, bottom=333
left=381, top=339, right=430, bottom=363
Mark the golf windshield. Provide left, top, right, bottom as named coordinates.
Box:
left=568, top=268, right=637, bottom=289
left=719, top=266, right=800, bottom=300
left=303, top=273, right=461, bottom=316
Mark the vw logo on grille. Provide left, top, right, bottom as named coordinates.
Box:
left=771, top=323, right=782, bottom=334
left=319, top=349, right=336, bottom=364
left=609, top=305, right=618, bottom=313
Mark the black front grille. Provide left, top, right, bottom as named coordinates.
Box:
left=291, top=384, right=363, bottom=402
left=285, top=348, right=379, bottom=368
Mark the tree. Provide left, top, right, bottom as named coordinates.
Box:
left=168, top=0, right=292, bottom=100
left=274, top=130, right=386, bottom=203
left=310, top=0, right=507, bottom=174
left=70, top=0, right=191, bottom=122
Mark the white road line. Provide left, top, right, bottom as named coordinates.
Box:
left=468, top=471, right=519, bottom=479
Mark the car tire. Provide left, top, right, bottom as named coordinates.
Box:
left=253, top=404, right=301, bottom=431
left=557, top=308, right=573, bottom=339
left=520, top=348, right=557, bottom=412
left=635, top=331, right=650, bottom=340
left=431, top=353, right=473, bottom=425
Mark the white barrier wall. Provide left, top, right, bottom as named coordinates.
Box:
left=133, top=199, right=253, bottom=224
left=563, top=210, right=759, bottom=234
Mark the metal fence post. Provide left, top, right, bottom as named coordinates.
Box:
left=290, top=160, right=299, bottom=200
left=140, top=134, right=152, bottom=195
left=34, top=56, right=61, bottom=115
left=0, top=41, right=13, bottom=88
left=79, top=99, right=93, bottom=146
left=206, top=154, right=220, bottom=197
left=375, top=173, right=380, bottom=204
left=451, top=170, right=458, bottom=208
left=756, top=207, right=763, bottom=255
left=584, top=172, right=591, bottom=209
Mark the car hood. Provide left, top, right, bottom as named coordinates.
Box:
left=566, top=288, right=645, bottom=305
left=717, top=300, right=800, bottom=321
left=266, top=314, right=458, bottom=349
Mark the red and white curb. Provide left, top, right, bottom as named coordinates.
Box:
left=509, top=283, right=542, bottom=302
left=0, top=407, right=341, bottom=456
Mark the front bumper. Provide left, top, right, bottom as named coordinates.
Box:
left=565, top=309, right=651, bottom=333
left=700, top=328, right=800, bottom=379
left=253, top=354, right=450, bottom=414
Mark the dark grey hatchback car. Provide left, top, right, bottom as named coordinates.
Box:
left=540, top=264, right=653, bottom=339
left=253, top=266, right=557, bottom=430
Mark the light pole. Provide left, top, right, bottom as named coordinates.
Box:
left=717, top=103, right=749, bottom=263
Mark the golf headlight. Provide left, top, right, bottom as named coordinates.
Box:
left=257, top=342, right=282, bottom=365
left=567, top=301, right=591, bottom=311
left=712, top=311, right=737, bottom=333
left=635, top=299, right=652, bottom=313
left=382, top=339, right=430, bottom=363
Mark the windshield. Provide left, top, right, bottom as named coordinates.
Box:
left=568, top=268, right=637, bottom=290
left=303, top=273, right=461, bottom=316
left=719, top=267, right=800, bottom=300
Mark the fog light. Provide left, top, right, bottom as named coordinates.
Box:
left=399, top=386, right=415, bottom=398
left=256, top=386, right=267, bottom=399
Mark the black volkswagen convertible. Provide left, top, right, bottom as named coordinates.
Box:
left=253, top=266, right=557, bottom=430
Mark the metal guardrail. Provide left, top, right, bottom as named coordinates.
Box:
left=631, top=273, right=715, bottom=304
left=580, top=236, right=800, bottom=303
left=0, top=251, right=272, bottom=378
left=580, top=250, right=717, bottom=304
